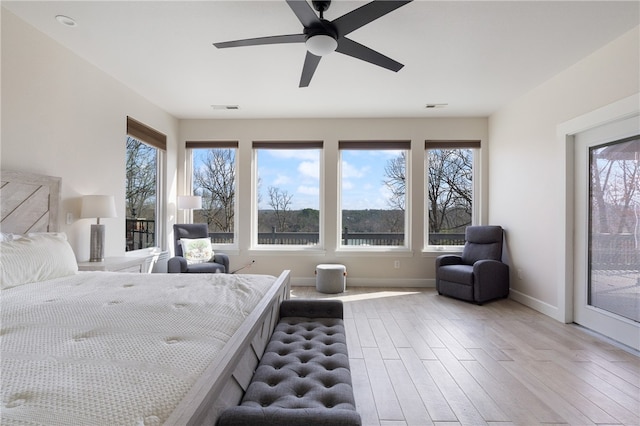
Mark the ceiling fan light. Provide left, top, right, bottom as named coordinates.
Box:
left=305, top=34, right=337, bottom=56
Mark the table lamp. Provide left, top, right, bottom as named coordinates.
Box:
left=177, top=195, right=202, bottom=222
left=81, top=195, right=117, bottom=262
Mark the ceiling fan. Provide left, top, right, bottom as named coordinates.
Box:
left=213, top=0, right=413, bottom=87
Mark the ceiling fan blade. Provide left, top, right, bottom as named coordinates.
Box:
left=332, top=0, right=412, bottom=37
left=214, top=33, right=305, bottom=49
left=336, top=37, right=403, bottom=72
left=286, top=0, right=321, bottom=28
left=299, top=51, right=322, bottom=87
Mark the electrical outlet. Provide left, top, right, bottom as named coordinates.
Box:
left=66, top=212, right=73, bottom=225
left=394, top=260, right=400, bottom=269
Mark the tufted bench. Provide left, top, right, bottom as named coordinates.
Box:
left=217, top=299, right=361, bottom=426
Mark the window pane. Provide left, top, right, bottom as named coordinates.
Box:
left=125, top=136, right=157, bottom=251
left=192, top=148, right=236, bottom=244
left=340, top=149, right=406, bottom=247
left=589, top=137, right=640, bottom=322
left=256, top=148, right=320, bottom=246
left=426, top=148, right=473, bottom=246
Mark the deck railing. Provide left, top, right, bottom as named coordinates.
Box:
left=126, top=219, right=155, bottom=251
left=126, top=219, right=639, bottom=270
left=206, top=228, right=466, bottom=247
left=591, top=233, right=640, bottom=270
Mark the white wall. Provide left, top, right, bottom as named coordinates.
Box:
left=1, top=8, right=489, bottom=284
left=6, top=4, right=636, bottom=305
left=1, top=9, right=179, bottom=261
left=180, top=117, right=488, bottom=284
left=488, top=26, right=639, bottom=320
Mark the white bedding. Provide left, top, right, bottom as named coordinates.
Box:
left=1, top=272, right=276, bottom=425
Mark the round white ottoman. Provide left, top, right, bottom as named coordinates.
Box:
left=315, top=264, right=347, bottom=294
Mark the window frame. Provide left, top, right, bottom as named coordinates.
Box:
left=125, top=116, right=167, bottom=253
left=424, top=140, right=480, bottom=252
left=251, top=140, right=324, bottom=251
left=337, top=140, right=412, bottom=253
left=186, top=141, right=239, bottom=251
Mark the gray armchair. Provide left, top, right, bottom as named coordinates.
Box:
left=435, top=225, right=509, bottom=304
left=168, top=224, right=229, bottom=273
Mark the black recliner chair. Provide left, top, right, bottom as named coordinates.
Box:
left=168, top=224, right=229, bottom=273
left=435, top=225, right=509, bottom=304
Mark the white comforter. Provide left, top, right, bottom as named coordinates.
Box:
left=1, top=272, right=275, bottom=425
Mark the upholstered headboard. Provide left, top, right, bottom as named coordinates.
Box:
left=1, top=170, right=61, bottom=234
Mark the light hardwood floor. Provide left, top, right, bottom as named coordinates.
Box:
left=290, top=286, right=640, bottom=426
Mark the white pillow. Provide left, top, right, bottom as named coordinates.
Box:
left=180, top=237, right=214, bottom=265
left=0, top=232, right=23, bottom=242
left=0, top=233, right=78, bottom=289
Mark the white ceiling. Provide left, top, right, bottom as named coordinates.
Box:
left=4, top=1, right=638, bottom=119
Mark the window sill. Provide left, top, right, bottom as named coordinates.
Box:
left=335, top=247, right=413, bottom=257
left=249, top=246, right=327, bottom=256
left=422, top=246, right=463, bottom=257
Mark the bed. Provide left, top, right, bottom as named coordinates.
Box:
left=1, top=170, right=291, bottom=425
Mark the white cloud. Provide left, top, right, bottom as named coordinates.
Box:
left=269, top=149, right=318, bottom=161
left=298, top=160, right=319, bottom=180
left=341, top=160, right=368, bottom=179
left=379, top=183, right=393, bottom=199
left=273, top=174, right=292, bottom=186
left=298, top=185, right=319, bottom=196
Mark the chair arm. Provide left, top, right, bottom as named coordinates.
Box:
left=212, top=253, right=230, bottom=273
left=435, top=254, right=463, bottom=268
left=473, top=259, right=508, bottom=277
left=168, top=256, right=188, bottom=273
left=473, top=260, right=510, bottom=302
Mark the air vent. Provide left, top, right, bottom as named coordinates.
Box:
left=425, top=103, right=448, bottom=109
left=211, top=105, right=239, bottom=110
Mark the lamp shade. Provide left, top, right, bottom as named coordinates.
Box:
left=81, top=195, right=117, bottom=219
left=177, top=195, right=202, bottom=210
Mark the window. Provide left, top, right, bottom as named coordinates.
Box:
left=339, top=141, right=410, bottom=248
left=253, top=141, right=322, bottom=247
left=425, top=140, right=480, bottom=247
left=187, top=141, right=238, bottom=245
left=125, top=117, right=166, bottom=252
left=588, top=135, right=639, bottom=322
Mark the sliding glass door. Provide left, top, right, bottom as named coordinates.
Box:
left=574, top=116, right=639, bottom=350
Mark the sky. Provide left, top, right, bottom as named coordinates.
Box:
left=256, top=148, right=403, bottom=210
left=193, top=148, right=404, bottom=211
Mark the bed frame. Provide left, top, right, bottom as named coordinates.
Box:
left=0, top=170, right=291, bottom=425
left=1, top=170, right=60, bottom=233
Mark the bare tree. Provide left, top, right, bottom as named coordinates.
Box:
left=427, top=149, right=472, bottom=233
left=383, top=152, right=406, bottom=211
left=268, top=186, right=293, bottom=231
left=194, top=149, right=235, bottom=232
left=591, top=140, right=640, bottom=234
left=125, top=137, right=156, bottom=218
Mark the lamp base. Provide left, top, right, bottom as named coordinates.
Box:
left=89, top=223, right=105, bottom=262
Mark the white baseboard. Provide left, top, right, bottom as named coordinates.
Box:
left=291, top=276, right=435, bottom=288
left=509, top=288, right=561, bottom=321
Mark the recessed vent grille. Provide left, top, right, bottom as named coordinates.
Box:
left=211, top=105, right=239, bottom=110
left=425, top=103, right=448, bottom=109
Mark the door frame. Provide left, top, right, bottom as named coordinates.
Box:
left=558, top=93, right=639, bottom=346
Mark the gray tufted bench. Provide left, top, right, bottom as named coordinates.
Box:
left=217, top=299, right=361, bottom=426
